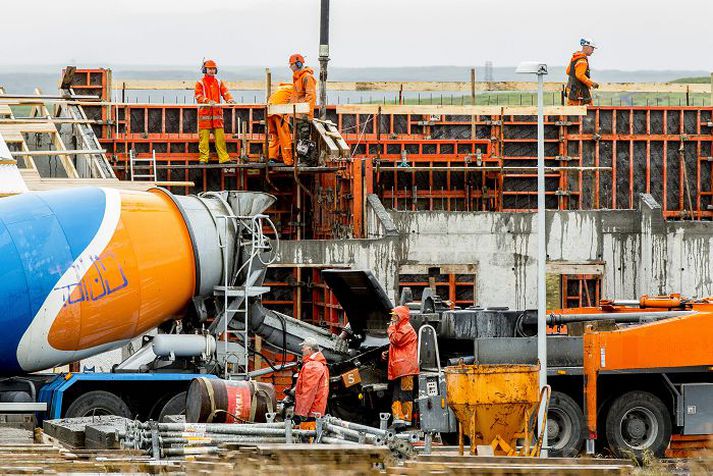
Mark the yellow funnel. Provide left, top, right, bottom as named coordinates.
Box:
left=444, top=363, right=541, bottom=455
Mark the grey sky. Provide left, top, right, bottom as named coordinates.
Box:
left=1, top=0, right=711, bottom=70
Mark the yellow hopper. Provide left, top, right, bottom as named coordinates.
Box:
left=444, top=363, right=549, bottom=456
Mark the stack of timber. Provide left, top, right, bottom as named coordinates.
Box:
left=388, top=454, right=635, bottom=475
left=183, top=442, right=391, bottom=475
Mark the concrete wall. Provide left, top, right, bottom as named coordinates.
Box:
left=274, top=194, right=713, bottom=308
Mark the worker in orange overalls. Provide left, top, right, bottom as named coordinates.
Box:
left=267, top=83, right=294, bottom=165
left=289, top=54, right=317, bottom=165
left=565, top=38, right=600, bottom=106
left=293, top=337, right=329, bottom=431
left=384, top=305, right=418, bottom=428
left=194, top=59, right=235, bottom=164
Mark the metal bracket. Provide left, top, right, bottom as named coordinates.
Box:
left=555, top=190, right=571, bottom=196
left=379, top=413, right=390, bottom=431
left=149, top=421, right=160, bottom=460
left=555, top=155, right=575, bottom=162
left=555, top=120, right=575, bottom=126
left=662, top=373, right=684, bottom=427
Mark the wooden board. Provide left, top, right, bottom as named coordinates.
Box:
left=335, top=104, right=587, bottom=116
left=267, top=103, right=309, bottom=115
left=112, top=79, right=713, bottom=94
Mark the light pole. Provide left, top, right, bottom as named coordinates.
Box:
left=516, top=61, right=548, bottom=453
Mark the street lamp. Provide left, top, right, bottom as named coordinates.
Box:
left=516, top=60, right=548, bottom=454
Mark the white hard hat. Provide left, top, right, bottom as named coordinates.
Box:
left=580, top=38, right=597, bottom=48
left=300, top=336, right=319, bottom=350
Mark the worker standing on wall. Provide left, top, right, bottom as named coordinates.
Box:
left=293, top=337, right=329, bottom=431
left=565, top=38, right=600, bottom=106
left=267, top=83, right=294, bottom=166
left=384, top=305, right=418, bottom=428
left=194, top=59, right=235, bottom=164
left=289, top=53, right=317, bottom=165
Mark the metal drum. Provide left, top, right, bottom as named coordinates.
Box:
left=185, top=377, right=276, bottom=423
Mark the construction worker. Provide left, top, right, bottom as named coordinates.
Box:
left=288, top=54, right=317, bottom=165
left=194, top=59, right=235, bottom=164
left=267, top=83, right=294, bottom=165
left=384, top=305, right=418, bottom=428
left=565, top=38, right=600, bottom=106
left=293, top=336, right=329, bottom=430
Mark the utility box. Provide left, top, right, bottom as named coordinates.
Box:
left=682, top=383, right=713, bottom=435
left=417, top=372, right=457, bottom=434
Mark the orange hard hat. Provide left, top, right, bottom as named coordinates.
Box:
left=203, top=59, right=218, bottom=69
left=289, top=54, right=305, bottom=65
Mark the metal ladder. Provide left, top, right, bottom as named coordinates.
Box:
left=129, top=149, right=157, bottom=181
left=212, top=213, right=277, bottom=379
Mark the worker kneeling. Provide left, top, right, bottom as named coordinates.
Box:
left=267, top=83, right=294, bottom=166
left=293, top=337, right=329, bottom=431
left=194, top=59, right=235, bottom=164
left=385, top=305, right=418, bottom=428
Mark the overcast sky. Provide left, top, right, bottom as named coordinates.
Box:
left=1, top=0, right=711, bottom=70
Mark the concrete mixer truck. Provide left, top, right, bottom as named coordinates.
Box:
left=0, top=186, right=385, bottom=423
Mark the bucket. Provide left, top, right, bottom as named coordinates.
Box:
left=185, top=377, right=276, bottom=423
left=444, top=363, right=542, bottom=455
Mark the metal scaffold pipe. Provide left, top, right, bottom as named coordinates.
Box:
left=318, top=0, right=330, bottom=120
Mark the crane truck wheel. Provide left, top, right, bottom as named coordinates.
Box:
left=65, top=391, right=132, bottom=418
left=546, top=391, right=585, bottom=457
left=158, top=392, right=187, bottom=422
left=605, top=391, right=672, bottom=459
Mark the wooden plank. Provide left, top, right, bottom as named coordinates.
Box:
left=546, top=262, right=605, bottom=275
left=311, top=120, right=340, bottom=156
left=336, top=104, right=587, bottom=116
left=0, top=123, right=60, bottom=134
left=267, top=103, right=309, bottom=115
left=112, top=79, right=713, bottom=94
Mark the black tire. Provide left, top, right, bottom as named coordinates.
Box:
left=65, top=390, right=132, bottom=418
left=605, top=391, right=672, bottom=459
left=547, top=391, right=585, bottom=457
left=158, top=392, right=187, bottom=422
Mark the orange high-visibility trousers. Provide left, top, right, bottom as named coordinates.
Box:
left=267, top=115, right=293, bottom=165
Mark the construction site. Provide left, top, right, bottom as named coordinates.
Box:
left=1, top=0, right=713, bottom=474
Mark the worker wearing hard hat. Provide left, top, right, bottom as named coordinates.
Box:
left=293, top=336, right=330, bottom=430
left=384, top=306, right=418, bottom=428
left=267, top=83, right=294, bottom=166
left=288, top=54, right=318, bottom=165
left=289, top=53, right=316, bottom=119
left=565, top=38, right=600, bottom=106
left=194, top=59, right=235, bottom=164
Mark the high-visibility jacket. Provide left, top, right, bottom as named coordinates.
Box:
left=269, top=82, right=294, bottom=107
left=294, top=351, right=329, bottom=418
left=194, top=75, right=233, bottom=130
left=565, top=52, right=594, bottom=103
left=291, top=67, right=316, bottom=119
left=387, top=306, right=419, bottom=381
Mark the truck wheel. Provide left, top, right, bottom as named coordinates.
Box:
left=547, top=391, right=585, bottom=457
left=158, top=392, right=187, bottom=422
left=605, top=391, right=672, bottom=459
left=65, top=390, right=132, bottom=418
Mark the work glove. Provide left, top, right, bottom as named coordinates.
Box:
left=291, top=414, right=305, bottom=424
left=591, top=82, right=600, bottom=89
left=227, top=99, right=236, bottom=104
